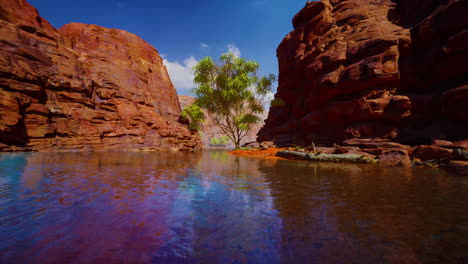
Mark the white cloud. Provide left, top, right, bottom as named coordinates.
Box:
left=265, top=91, right=275, bottom=106
left=163, top=56, right=198, bottom=90
left=227, top=44, right=241, bottom=58
left=247, top=85, right=275, bottom=107
left=200, top=43, right=208, bottom=49
left=265, top=91, right=275, bottom=101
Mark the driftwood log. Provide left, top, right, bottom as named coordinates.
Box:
left=276, top=151, right=376, bottom=164
left=276, top=150, right=310, bottom=160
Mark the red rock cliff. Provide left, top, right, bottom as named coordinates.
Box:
left=258, top=0, right=467, bottom=146
left=0, top=0, right=201, bottom=151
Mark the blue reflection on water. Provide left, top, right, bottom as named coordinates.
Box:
left=0, top=151, right=466, bottom=264
left=0, top=152, right=281, bottom=263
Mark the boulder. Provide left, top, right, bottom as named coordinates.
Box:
left=342, top=138, right=410, bottom=149
left=260, top=141, right=276, bottom=150
left=378, top=149, right=411, bottom=167
left=412, top=145, right=456, bottom=161
left=332, top=146, right=375, bottom=159
left=314, top=147, right=335, bottom=154
left=242, top=141, right=260, bottom=148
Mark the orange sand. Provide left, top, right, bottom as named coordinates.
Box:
left=229, top=148, right=287, bottom=160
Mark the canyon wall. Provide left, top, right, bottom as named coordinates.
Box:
left=179, top=95, right=266, bottom=147
left=258, top=0, right=467, bottom=146
left=0, top=0, right=201, bottom=151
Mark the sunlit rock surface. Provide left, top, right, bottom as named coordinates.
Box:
left=258, top=0, right=467, bottom=146
left=0, top=0, right=201, bottom=151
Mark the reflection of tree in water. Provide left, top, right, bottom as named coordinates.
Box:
left=199, top=151, right=275, bottom=193
left=259, top=160, right=467, bottom=263
left=183, top=151, right=281, bottom=263
left=3, top=152, right=466, bottom=263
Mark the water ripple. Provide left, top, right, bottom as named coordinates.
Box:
left=0, top=151, right=466, bottom=263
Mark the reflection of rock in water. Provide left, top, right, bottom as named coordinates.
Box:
left=258, top=161, right=466, bottom=263
left=13, top=151, right=203, bottom=263
left=2, top=151, right=466, bottom=263
left=11, top=151, right=281, bottom=263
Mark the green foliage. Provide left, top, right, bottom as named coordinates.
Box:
left=235, top=147, right=251, bottom=150
left=270, top=97, right=285, bottom=107
left=192, top=52, right=276, bottom=148
left=210, top=135, right=230, bottom=146
left=181, top=104, right=205, bottom=131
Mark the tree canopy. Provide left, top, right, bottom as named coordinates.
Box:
left=180, top=104, right=205, bottom=131
left=188, top=52, right=275, bottom=148
left=210, top=135, right=230, bottom=146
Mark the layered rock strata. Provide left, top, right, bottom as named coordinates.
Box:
left=0, top=0, right=201, bottom=151
left=258, top=0, right=467, bottom=147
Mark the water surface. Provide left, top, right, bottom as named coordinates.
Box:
left=0, top=151, right=466, bottom=263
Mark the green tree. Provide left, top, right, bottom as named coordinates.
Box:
left=192, top=52, right=275, bottom=148
left=210, top=135, right=230, bottom=146
left=180, top=103, right=205, bottom=131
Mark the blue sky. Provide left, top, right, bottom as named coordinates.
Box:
left=29, top=0, right=309, bottom=96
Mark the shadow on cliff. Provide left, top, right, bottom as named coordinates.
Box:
left=388, top=0, right=449, bottom=28
left=0, top=99, right=29, bottom=147
left=390, top=0, right=468, bottom=145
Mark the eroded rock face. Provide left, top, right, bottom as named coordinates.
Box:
left=0, top=0, right=201, bottom=151
left=258, top=0, right=467, bottom=146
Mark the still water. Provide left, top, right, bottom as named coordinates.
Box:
left=0, top=151, right=466, bottom=263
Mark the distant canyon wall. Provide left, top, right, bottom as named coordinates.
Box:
left=258, top=0, right=467, bottom=146
left=0, top=0, right=201, bottom=151
left=179, top=95, right=265, bottom=147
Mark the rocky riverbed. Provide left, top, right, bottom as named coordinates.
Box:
left=232, top=139, right=468, bottom=176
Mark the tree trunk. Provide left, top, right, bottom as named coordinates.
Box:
left=234, top=139, right=241, bottom=149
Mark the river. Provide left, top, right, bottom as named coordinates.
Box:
left=0, top=151, right=466, bottom=263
